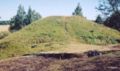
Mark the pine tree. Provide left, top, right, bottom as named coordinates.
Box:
left=14, top=5, right=26, bottom=30
left=25, top=7, right=32, bottom=25
left=31, top=10, right=41, bottom=22
left=95, top=15, right=103, bottom=24
left=26, top=7, right=41, bottom=25
left=97, top=0, right=120, bottom=16
left=73, top=3, right=83, bottom=16
left=10, top=5, right=41, bottom=31
left=97, top=0, right=120, bottom=31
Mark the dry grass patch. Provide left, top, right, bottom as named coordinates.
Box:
left=0, top=25, right=9, bottom=32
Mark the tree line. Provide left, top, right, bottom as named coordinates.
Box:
left=74, top=0, right=120, bottom=32
left=0, top=21, right=10, bottom=25
left=0, top=4, right=82, bottom=32
left=10, top=5, right=41, bottom=31
left=96, top=0, right=120, bottom=31
left=1, top=1, right=120, bottom=31
left=0, top=3, right=82, bottom=31
left=71, top=0, right=120, bottom=32
left=0, top=5, right=41, bottom=32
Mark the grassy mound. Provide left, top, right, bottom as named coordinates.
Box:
left=0, top=16, right=120, bottom=59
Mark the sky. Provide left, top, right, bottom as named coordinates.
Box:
left=0, top=0, right=100, bottom=20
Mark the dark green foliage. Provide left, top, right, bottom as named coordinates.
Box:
left=10, top=5, right=41, bottom=31
left=0, top=21, right=10, bottom=25
left=97, top=0, right=120, bottom=31
left=25, top=7, right=41, bottom=25
left=10, top=5, right=26, bottom=30
left=25, top=7, right=32, bottom=25
left=95, top=15, right=103, bottom=24
left=104, top=11, right=120, bottom=31
left=72, top=3, right=83, bottom=16
left=97, top=0, right=120, bottom=16
left=10, top=16, right=15, bottom=25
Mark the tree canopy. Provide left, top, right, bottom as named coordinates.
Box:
left=97, top=0, right=120, bottom=16
left=72, top=3, right=83, bottom=16
left=97, top=0, right=120, bottom=31
left=10, top=5, right=41, bottom=31
left=14, top=5, right=26, bottom=30
left=95, top=15, right=103, bottom=24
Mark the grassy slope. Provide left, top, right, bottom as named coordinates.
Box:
left=0, top=16, right=120, bottom=59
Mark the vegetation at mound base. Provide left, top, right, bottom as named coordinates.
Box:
left=0, top=50, right=120, bottom=71
left=0, top=16, right=120, bottom=59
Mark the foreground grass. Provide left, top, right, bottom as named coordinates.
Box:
left=0, top=16, right=120, bottom=59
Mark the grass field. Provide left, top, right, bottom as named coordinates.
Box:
left=0, top=16, right=120, bottom=59
left=0, top=16, right=120, bottom=71
left=0, top=25, right=9, bottom=32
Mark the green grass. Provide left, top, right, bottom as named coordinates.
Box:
left=0, top=16, right=120, bottom=59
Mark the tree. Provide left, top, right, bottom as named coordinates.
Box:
left=97, top=0, right=120, bottom=31
left=31, top=10, right=41, bottom=21
left=72, top=3, right=83, bottom=16
left=97, top=0, right=120, bottom=16
left=95, top=15, right=103, bottom=24
left=25, top=7, right=41, bottom=25
left=0, top=21, right=10, bottom=25
left=10, top=5, right=41, bottom=31
left=14, top=5, right=26, bottom=30
left=104, top=11, right=120, bottom=31
left=25, top=7, right=32, bottom=25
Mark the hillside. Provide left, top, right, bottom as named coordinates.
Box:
left=0, top=16, right=120, bottom=59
